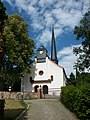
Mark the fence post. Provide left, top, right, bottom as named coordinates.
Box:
left=0, top=99, right=5, bottom=120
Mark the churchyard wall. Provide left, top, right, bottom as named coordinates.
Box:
left=0, top=91, right=38, bottom=99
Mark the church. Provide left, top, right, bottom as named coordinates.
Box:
left=21, top=28, right=67, bottom=96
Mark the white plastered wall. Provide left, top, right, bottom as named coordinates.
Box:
left=23, top=57, right=66, bottom=95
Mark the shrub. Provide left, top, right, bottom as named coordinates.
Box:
left=60, top=84, right=90, bottom=120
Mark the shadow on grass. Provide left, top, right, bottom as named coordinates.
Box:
left=4, top=108, right=26, bottom=120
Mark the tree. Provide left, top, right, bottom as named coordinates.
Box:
left=0, top=0, right=7, bottom=59
left=76, top=72, right=90, bottom=86
left=73, top=11, right=90, bottom=71
left=66, top=72, right=76, bottom=86
left=0, top=14, right=35, bottom=91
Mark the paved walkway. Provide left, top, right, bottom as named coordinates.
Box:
left=21, top=99, right=79, bottom=120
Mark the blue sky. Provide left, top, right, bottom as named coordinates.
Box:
left=2, top=0, right=90, bottom=77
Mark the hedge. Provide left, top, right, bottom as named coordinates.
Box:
left=60, top=84, right=90, bottom=120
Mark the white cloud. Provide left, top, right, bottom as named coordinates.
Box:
left=2, top=0, right=90, bottom=46
left=15, top=0, right=28, bottom=13
left=28, top=5, right=36, bottom=14
left=38, top=29, right=51, bottom=46
left=39, top=0, right=53, bottom=7
left=44, top=12, right=54, bottom=27
left=58, top=45, right=81, bottom=77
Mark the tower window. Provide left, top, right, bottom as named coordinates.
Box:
left=51, top=75, right=53, bottom=81
left=39, top=70, right=44, bottom=75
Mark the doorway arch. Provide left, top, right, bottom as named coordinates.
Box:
left=43, top=85, right=48, bottom=94
left=34, top=85, right=39, bottom=93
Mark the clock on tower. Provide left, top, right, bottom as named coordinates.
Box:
left=37, top=46, right=47, bottom=63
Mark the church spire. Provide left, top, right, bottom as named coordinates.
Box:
left=51, top=27, right=58, bottom=64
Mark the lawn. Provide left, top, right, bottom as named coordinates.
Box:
left=4, top=99, right=27, bottom=120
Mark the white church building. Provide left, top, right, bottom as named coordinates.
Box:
left=21, top=29, right=67, bottom=97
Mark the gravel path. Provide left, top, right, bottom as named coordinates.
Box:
left=21, top=99, right=79, bottom=120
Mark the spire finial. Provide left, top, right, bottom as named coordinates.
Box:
left=51, top=27, right=58, bottom=64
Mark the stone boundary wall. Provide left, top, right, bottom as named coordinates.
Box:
left=0, top=91, right=38, bottom=99
left=0, top=90, right=60, bottom=99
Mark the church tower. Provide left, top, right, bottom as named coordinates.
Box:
left=37, top=46, right=47, bottom=63
left=51, top=28, right=58, bottom=64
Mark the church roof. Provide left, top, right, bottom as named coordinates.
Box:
left=37, top=45, right=47, bottom=52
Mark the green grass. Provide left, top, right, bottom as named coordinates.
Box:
left=4, top=99, right=27, bottom=120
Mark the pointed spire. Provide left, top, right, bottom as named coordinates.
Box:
left=51, top=27, right=58, bottom=64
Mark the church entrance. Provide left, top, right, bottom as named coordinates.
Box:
left=34, top=85, right=39, bottom=93
left=43, top=85, right=48, bottom=94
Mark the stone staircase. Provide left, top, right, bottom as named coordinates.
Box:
left=44, top=94, right=60, bottom=99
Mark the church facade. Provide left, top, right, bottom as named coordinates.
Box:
left=21, top=29, right=67, bottom=96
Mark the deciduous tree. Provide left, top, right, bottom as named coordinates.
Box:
left=0, top=14, right=35, bottom=91
left=74, top=11, right=90, bottom=71
left=0, top=0, right=7, bottom=59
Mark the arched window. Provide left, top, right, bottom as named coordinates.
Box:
left=43, top=85, right=48, bottom=94
left=34, top=85, right=39, bottom=93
